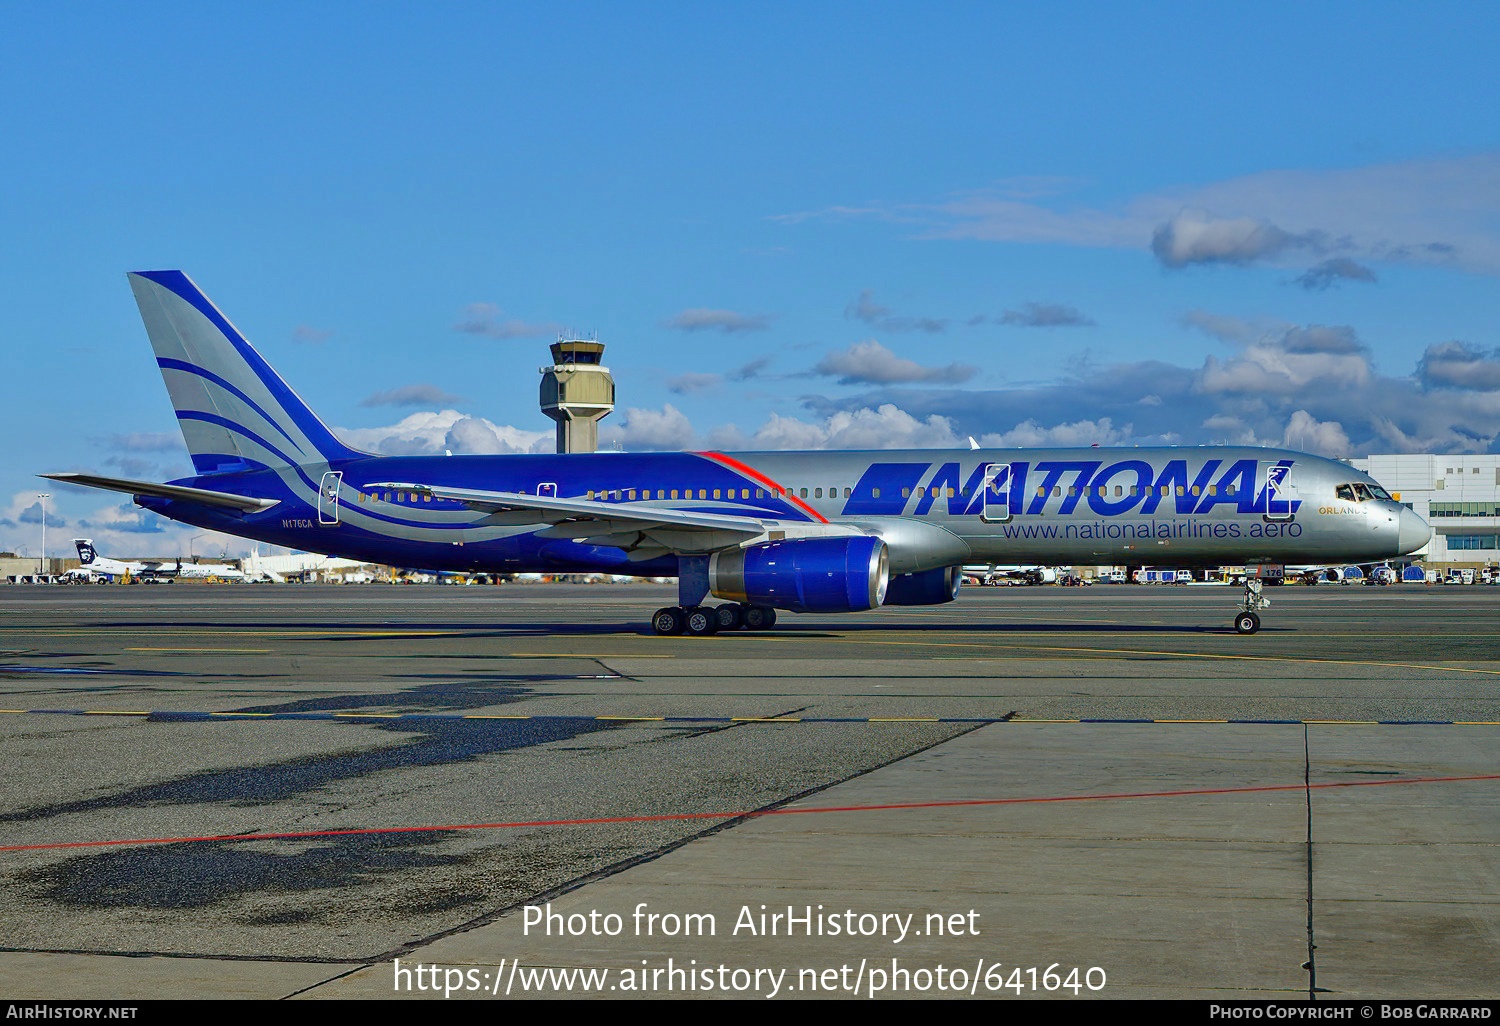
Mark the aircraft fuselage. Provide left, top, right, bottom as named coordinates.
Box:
left=136, top=445, right=1426, bottom=577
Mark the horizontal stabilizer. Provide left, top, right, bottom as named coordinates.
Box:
left=39, top=473, right=279, bottom=513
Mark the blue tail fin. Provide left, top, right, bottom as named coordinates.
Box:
left=127, top=271, right=359, bottom=474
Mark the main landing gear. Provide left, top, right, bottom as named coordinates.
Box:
left=1234, top=579, right=1271, bottom=634
left=651, top=604, right=778, bottom=636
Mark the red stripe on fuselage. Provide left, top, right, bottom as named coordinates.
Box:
left=697, top=451, right=829, bottom=524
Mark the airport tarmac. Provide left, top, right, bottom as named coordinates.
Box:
left=0, top=583, right=1495, bottom=1000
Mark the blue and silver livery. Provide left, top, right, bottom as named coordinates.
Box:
left=42, top=271, right=1432, bottom=636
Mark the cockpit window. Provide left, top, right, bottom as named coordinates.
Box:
left=1337, top=482, right=1392, bottom=502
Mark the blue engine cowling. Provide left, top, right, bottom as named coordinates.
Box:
left=708, top=537, right=889, bottom=613
left=883, top=565, right=963, bottom=606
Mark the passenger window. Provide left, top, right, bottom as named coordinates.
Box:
left=1068, top=487, right=1077, bottom=497
left=872, top=488, right=880, bottom=498
left=1191, top=486, right=1200, bottom=496
left=814, top=488, right=822, bottom=498
left=946, top=487, right=954, bottom=498
left=1226, top=485, right=1236, bottom=496
left=844, top=487, right=851, bottom=498
left=756, top=489, right=764, bottom=499
left=799, top=488, right=808, bottom=498
left=1053, top=487, right=1061, bottom=497
left=1114, top=486, right=1123, bottom=497
left=671, top=490, right=679, bottom=499
left=1176, top=486, right=1185, bottom=496
left=1037, top=487, right=1046, bottom=498
left=713, top=489, right=721, bottom=499
left=902, top=488, right=911, bottom=498
left=1129, top=486, right=1137, bottom=496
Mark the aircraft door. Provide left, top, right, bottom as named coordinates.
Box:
left=1263, top=462, right=1296, bottom=521
left=318, top=471, right=342, bottom=525
left=981, top=463, right=1013, bottom=523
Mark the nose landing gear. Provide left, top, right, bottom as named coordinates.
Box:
left=1235, top=579, right=1270, bottom=634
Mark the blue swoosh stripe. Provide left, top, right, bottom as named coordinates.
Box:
left=158, top=358, right=306, bottom=456
left=178, top=411, right=476, bottom=533
left=135, top=271, right=358, bottom=460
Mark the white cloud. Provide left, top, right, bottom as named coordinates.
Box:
left=978, top=417, right=1131, bottom=448
left=663, top=309, right=771, bottom=333
left=814, top=339, right=976, bottom=385
left=103, top=432, right=185, bottom=452
left=1293, top=258, right=1378, bottom=290
left=792, top=153, right=1500, bottom=274
left=998, top=302, right=1095, bottom=327
left=454, top=303, right=560, bottom=340
left=292, top=325, right=334, bottom=344
left=666, top=372, right=722, bottom=394
left=844, top=290, right=947, bottom=333
left=1190, top=320, right=1374, bottom=396
left=361, top=384, right=469, bottom=407
left=1150, top=211, right=1301, bottom=267
left=1418, top=341, right=1500, bottom=391
left=336, top=411, right=548, bottom=456
left=1281, top=410, right=1351, bottom=456
left=600, top=405, right=695, bottom=451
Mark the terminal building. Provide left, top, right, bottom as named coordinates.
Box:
left=1351, top=454, right=1500, bottom=566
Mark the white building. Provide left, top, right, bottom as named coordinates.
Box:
left=1350, top=454, right=1500, bottom=565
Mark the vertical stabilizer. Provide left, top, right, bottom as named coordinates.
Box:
left=128, top=271, right=358, bottom=474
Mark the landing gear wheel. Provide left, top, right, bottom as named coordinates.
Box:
left=652, top=606, right=685, bottom=636
left=743, top=605, right=776, bottom=629
left=684, top=606, right=718, bottom=636
left=1234, top=611, right=1260, bottom=635
left=713, top=604, right=744, bottom=631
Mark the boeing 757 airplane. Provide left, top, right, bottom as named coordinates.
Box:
left=43, top=271, right=1431, bottom=635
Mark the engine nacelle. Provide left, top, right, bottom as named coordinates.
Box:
left=709, top=537, right=889, bottom=613
left=883, top=565, right=962, bottom=606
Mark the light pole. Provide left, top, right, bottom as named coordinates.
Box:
left=37, top=493, right=49, bottom=578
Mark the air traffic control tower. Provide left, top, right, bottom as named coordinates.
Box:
left=539, top=339, right=614, bottom=454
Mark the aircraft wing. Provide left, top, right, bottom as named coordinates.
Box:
left=367, top=482, right=774, bottom=559
left=39, top=473, right=279, bottom=513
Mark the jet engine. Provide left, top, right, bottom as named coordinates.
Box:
left=883, top=565, right=963, bottom=606
left=709, top=537, right=889, bottom=613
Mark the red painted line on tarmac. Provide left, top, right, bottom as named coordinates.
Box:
left=3, top=774, right=1495, bottom=854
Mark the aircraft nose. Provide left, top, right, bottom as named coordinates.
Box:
left=1397, top=506, right=1432, bottom=555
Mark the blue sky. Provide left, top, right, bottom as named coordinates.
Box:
left=3, top=3, right=1497, bottom=557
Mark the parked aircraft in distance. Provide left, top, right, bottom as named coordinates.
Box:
left=174, top=558, right=251, bottom=581
left=961, top=564, right=1061, bottom=586
left=68, top=539, right=174, bottom=581
left=43, top=272, right=1431, bottom=635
